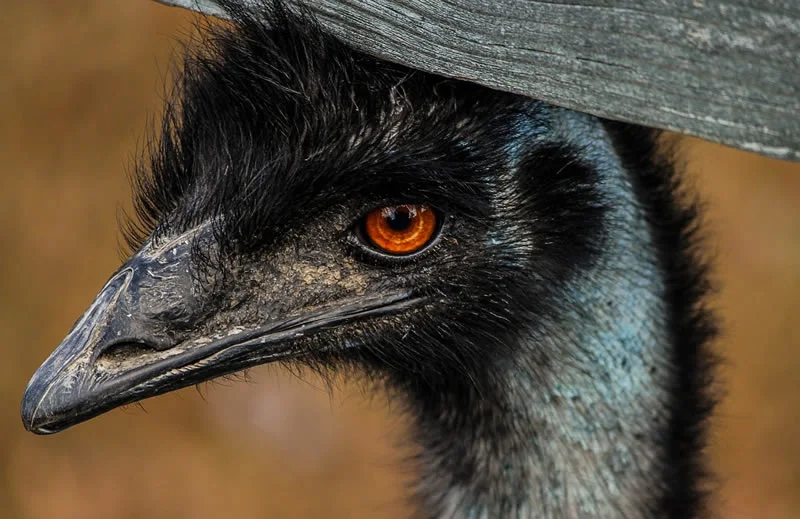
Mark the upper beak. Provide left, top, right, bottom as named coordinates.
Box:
left=20, top=233, right=417, bottom=435
left=20, top=234, right=208, bottom=434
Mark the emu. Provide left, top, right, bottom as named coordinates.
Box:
left=21, top=3, right=715, bottom=518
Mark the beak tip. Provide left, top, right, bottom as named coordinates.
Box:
left=20, top=372, right=69, bottom=435
left=20, top=382, right=47, bottom=434
left=20, top=400, right=68, bottom=435
left=20, top=404, right=41, bottom=435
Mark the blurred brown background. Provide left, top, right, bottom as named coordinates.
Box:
left=1, top=1, right=798, bottom=518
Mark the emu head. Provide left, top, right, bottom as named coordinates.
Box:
left=22, top=7, right=614, bottom=434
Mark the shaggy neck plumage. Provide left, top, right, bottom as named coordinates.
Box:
left=398, top=124, right=714, bottom=519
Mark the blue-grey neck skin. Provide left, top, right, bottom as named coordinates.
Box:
left=406, top=111, right=705, bottom=519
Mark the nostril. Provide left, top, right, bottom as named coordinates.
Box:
left=93, top=339, right=166, bottom=366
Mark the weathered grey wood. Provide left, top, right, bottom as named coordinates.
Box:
left=156, top=0, right=800, bottom=161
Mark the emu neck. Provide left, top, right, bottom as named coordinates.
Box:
left=407, top=128, right=704, bottom=518
left=411, top=269, right=673, bottom=518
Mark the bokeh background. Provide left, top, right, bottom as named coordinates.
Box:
left=2, top=1, right=799, bottom=518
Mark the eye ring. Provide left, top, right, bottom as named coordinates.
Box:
left=360, top=204, right=441, bottom=256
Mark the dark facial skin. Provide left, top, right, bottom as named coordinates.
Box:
left=20, top=219, right=418, bottom=432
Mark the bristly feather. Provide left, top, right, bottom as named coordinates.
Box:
left=122, top=2, right=717, bottom=517
left=126, top=1, right=526, bottom=257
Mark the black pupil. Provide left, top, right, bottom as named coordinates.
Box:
left=386, top=207, right=413, bottom=231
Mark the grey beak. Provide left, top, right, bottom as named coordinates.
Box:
left=20, top=236, right=201, bottom=434
left=21, top=231, right=420, bottom=435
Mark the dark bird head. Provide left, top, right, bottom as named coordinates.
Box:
left=21, top=5, right=606, bottom=434
left=21, top=4, right=718, bottom=517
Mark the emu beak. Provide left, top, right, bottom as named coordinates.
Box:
left=21, top=232, right=416, bottom=435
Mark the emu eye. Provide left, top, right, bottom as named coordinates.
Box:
left=361, top=204, right=439, bottom=256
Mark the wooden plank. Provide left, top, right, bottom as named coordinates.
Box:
left=156, top=0, right=800, bottom=162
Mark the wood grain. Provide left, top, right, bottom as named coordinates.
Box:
left=158, top=0, right=800, bottom=162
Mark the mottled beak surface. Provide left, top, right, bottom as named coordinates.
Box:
left=21, top=229, right=417, bottom=434
left=20, top=235, right=206, bottom=434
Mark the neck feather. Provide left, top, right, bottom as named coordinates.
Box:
left=405, top=123, right=715, bottom=519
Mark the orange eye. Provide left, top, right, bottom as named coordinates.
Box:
left=363, top=204, right=439, bottom=255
